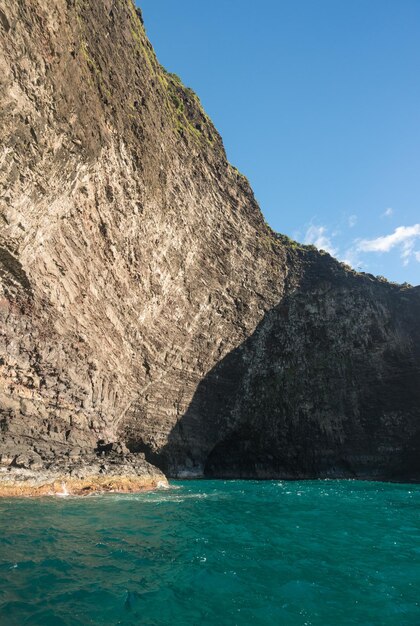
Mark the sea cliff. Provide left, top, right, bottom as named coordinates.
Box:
left=0, top=0, right=418, bottom=493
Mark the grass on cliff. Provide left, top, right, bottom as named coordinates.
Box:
left=158, top=68, right=217, bottom=146
left=124, top=4, right=215, bottom=147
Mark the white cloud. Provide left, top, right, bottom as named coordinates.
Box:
left=304, top=225, right=338, bottom=256
left=358, top=224, right=420, bottom=252
left=341, top=247, right=363, bottom=270
left=382, top=207, right=393, bottom=218
left=299, top=218, right=420, bottom=272
left=357, top=224, right=420, bottom=265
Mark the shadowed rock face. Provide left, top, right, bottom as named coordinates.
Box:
left=158, top=256, right=420, bottom=481
left=0, top=0, right=418, bottom=484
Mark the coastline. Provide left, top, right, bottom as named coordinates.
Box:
left=0, top=471, right=168, bottom=497
left=0, top=446, right=169, bottom=497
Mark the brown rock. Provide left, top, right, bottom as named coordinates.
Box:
left=0, top=0, right=418, bottom=488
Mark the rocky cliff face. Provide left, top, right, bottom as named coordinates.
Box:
left=0, top=0, right=418, bottom=489
left=166, top=255, right=420, bottom=481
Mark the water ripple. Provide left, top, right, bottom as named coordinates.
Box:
left=0, top=479, right=419, bottom=625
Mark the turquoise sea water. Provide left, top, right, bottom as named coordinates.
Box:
left=0, top=480, right=419, bottom=626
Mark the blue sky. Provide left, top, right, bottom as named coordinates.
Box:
left=139, top=0, right=420, bottom=285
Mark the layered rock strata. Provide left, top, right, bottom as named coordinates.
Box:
left=0, top=0, right=418, bottom=491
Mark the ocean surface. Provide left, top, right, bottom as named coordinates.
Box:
left=0, top=480, right=419, bottom=626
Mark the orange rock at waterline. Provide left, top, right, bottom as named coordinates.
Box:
left=0, top=475, right=168, bottom=497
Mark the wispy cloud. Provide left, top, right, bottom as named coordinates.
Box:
left=341, top=247, right=363, bottom=270
left=304, top=225, right=338, bottom=256
left=298, top=218, right=420, bottom=276
left=358, top=224, right=420, bottom=252
left=348, top=214, right=357, bottom=228
left=382, top=207, right=393, bottom=218
left=357, top=224, right=420, bottom=265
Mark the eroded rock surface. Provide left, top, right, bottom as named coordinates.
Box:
left=0, top=0, right=419, bottom=488
left=0, top=437, right=167, bottom=495
left=165, top=257, right=420, bottom=481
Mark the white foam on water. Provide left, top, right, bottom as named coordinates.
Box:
left=176, top=469, right=204, bottom=479
left=56, top=482, right=69, bottom=497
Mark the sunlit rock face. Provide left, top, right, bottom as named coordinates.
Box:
left=0, top=0, right=418, bottom=484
